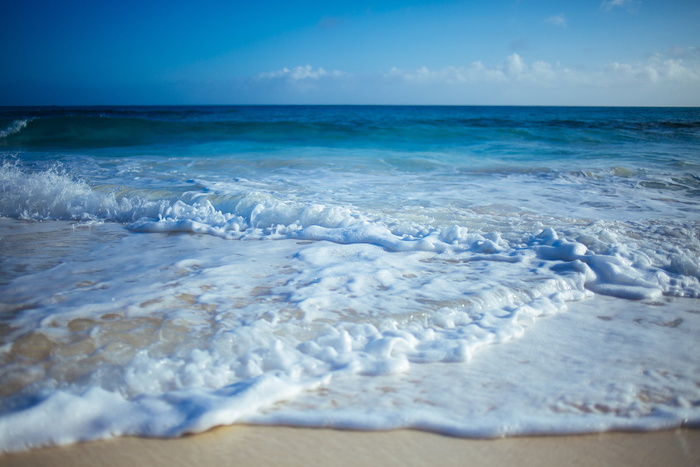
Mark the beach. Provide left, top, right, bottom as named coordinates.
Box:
left=1, top=292, right=698, bottom=463
left=2, top=427, right=699, bottom=467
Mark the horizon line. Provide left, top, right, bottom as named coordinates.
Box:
left=2, top=104, right=699, bottom=109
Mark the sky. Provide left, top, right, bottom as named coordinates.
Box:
left=1, top=0, right=699, bottom=106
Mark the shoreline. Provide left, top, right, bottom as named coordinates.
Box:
left=2, top=426, right=698, bottom=467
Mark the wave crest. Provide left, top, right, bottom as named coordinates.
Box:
left=0, top=162, right=164, bottom=222
left=3, top=162, right=699, bottom=300
left=0, top=120, right=30, bottom=139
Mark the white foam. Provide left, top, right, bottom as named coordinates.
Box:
left=1, top=152, right=699, bottom=452
left=0, top=373, right=321, bottom=452
left=1, top=215, right=698, bottom=452
left=0, top=161, right=165, bottom=222
left=248, top=296, right=700, bottom=437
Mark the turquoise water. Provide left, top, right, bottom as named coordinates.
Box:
left=1, top=106, right=699, bottom=451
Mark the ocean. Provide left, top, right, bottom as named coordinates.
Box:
left=0, top=105, right=699, bottom=451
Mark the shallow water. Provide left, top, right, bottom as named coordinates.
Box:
left=1, top=106, right=699, bottom=451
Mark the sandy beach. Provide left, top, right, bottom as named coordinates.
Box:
left=1, top=426, right=698, bottom=467
left=2, top=286, right=697, bottom=467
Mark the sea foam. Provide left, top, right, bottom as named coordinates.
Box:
left=1, top=106, right=699, bottom=452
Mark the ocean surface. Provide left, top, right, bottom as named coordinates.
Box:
left=0, top=105, right=699, bottom=452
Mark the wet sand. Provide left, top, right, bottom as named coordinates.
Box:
left=2, top=426, right=698, bottom=467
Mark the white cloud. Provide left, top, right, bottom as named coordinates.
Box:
left=246, top=54, right=700, bottom=105
left=254, top=65, right=349, bottom=95
left=247, top=64, right=353, bottom=101
left=386, top=53, right=700, bottom=89
left=503, top=53, right=526, bottom=77
left=257, top=65, right=346, bottom=82
left=258, top=53, right=700, bottom=94
left=385, top=54, right=571, bottom=85
left=544, top=13, right=567, bottom=28
left=603, top=56, right=700, bottom=85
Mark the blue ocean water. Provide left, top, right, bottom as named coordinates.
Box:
left=1, top=106, right=699, bottom=451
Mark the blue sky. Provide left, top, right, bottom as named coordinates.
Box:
left=1, top=0, right=699, bottom=105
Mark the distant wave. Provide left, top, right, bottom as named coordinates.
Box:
left=0, top=114, right=404, bottom=148
left=0, top=119, right=30, bottom=139
left=1, top=106, right=698, bottom=150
